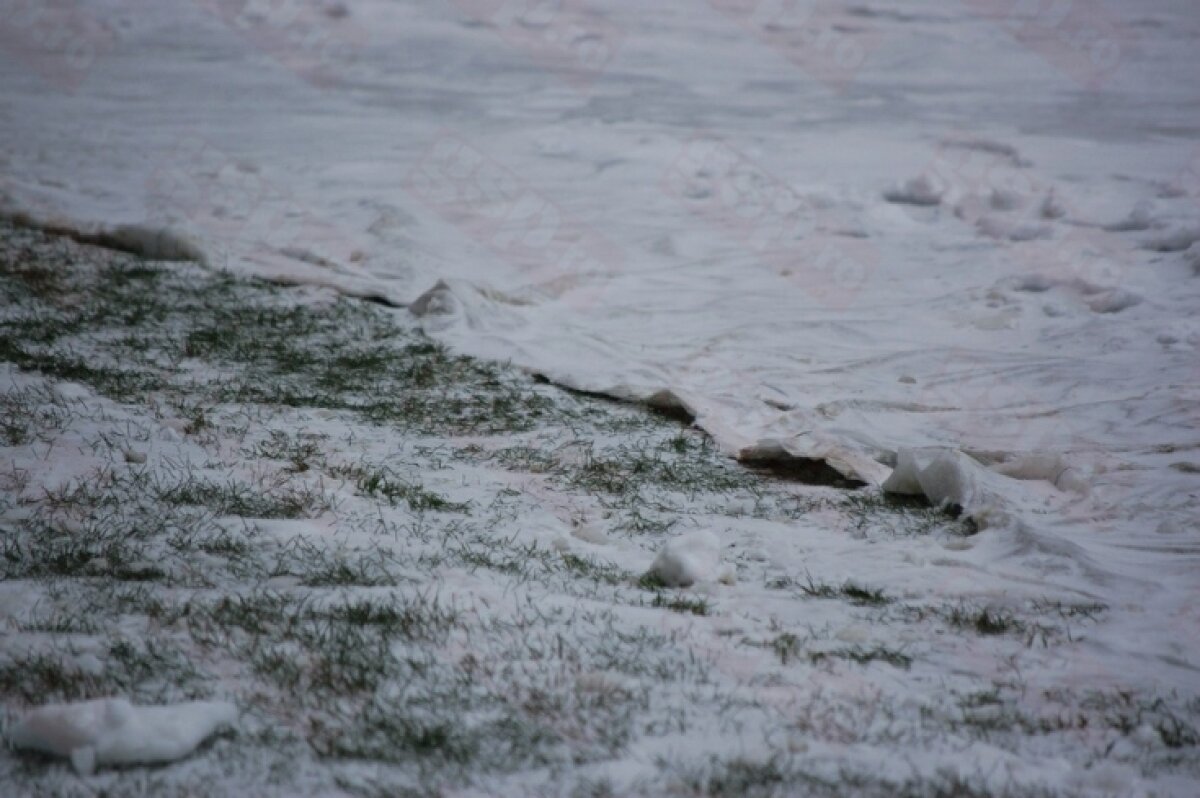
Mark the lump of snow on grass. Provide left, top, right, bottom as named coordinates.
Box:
left=645, top=530, right=733, bottom=588
left=1084, top=289, right=1141, bottom=314
left=8, top=697, right=237, bottom=775
left=883, top=448, right=979, bottom=514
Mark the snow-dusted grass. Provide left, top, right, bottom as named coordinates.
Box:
left=2, top=223, right=1198, bottom=796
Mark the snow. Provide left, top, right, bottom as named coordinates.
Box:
left=646, top=530, right=731, bottom=588
left=1, top=0, right=1199, bottom=792
left=7, top=698, right=237, bottom=775
left=883, top=448, right=980, bottom=512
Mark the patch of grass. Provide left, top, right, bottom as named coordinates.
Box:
left=902, top=599, right=1080, bottom=647
left=650, top=592, right=710, bottom=616
left=0, top=384, right=73, bottom=446
left=0, top=343, right=165, bottom=399
left=772, top=633, right=802, bottom=665
left=313, top=705, right=481, bottom=766
left=567, top=436, right=756, bottom=498
left=637, top=571, right=669, bottom=590
left=318, top=595, right=460, bottom=641
left=799, top=575, right=891, bottom=606
left=451, top=535, right=558, bottom=581
left=156, top=475, right=332, bottom=519
left=285, top=547, right=405, bottom=588
left=184, top=299, right=555, bottom=436
left=1078, top=691, right=1200, bottom=749
left=810, top=646, right=912, bottom=670
left=666, top=755, right=1073, bottom=798
left=560, top=553, right=628, bottom=586
left=1029, top=599, right=1107, bottom=621
left=0, top=516, right=171, bottom=583
left=477, top=444, right=559, bottom=473
left=953, top=685, right=1200, bottom=750
left=699, top=756, right=791, bottom=797
left=334, top=464, right=467, bottom=513
left=0, top=637, right=205, bottom=705
left=0, top=651, right=107, bottom=704
left=837, top=491, right=976, bottom=538
left=255, top=430, right=325, bottom=473
left=947, top=605, right=1021, bottom=636
left=18, top=608, right=101, bottom=635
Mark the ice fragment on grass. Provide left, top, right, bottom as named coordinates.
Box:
left=8, top=697, right=237, bottom=775
left=646, top=530, right=732, bottom=587
left=883, top=448, right=979, bottom=511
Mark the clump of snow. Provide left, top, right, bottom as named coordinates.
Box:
left=882, top=448, right=980, bottom=512
left=8, top=698, right=237, bottom=775
left=1142, top=226, right=1200, bottom=253
left=882, top=174, right=943, bottom=206
left=992, top=453, right=1089, bottom=494
left=1104, top=201, right=1158, bottom=233
left=645, top=531, right=732, bottom=587
left=408, top=280, right=463, bottom=324
left=1085, top=289, right=1141, bottom=314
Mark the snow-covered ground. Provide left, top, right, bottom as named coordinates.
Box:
left=3, top=219, right=1196, bottom=796
left=1, top=1, right=1198, bottom=794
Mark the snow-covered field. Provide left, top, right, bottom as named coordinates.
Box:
left=1, top=1, right=1198, bottom=795
left=2, top=218, right=1194, bottom=796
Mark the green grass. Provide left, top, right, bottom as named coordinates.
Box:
left=770, top=634, right=909, bottom=669
left=155, top=475, right=333, bottom=519
left=951, top=685, right=1200, bottom=750
left=0, top=221, right=556, bottom=435
left=798, top=575, right=891, bottom=606
left=560, top=553, right=629, bottom=586
left=0, top=637, right=207, bottom=705
left=331, top=463, right=467, bottom=513
left=664, top=755, right=1073, bottom=798
left=809, top=645, right=912, bottom=669
left=836, top=491, right=977, bottom=538
left=650, top=592, right=710, bottom=616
